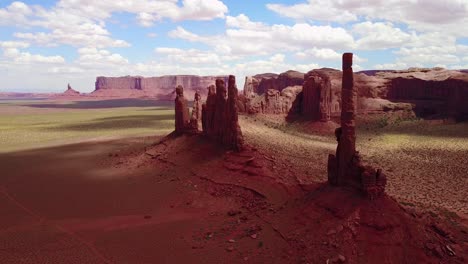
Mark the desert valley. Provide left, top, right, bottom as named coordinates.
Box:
left=1, top=53, right=467, bottom=263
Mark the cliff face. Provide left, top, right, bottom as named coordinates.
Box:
left=243, top=70, right=304, bottom=95
left=243, top=68, right=468, bottom=121
left=92, top=75, right=229, bottom=100
left=387, top=76, right=468, bottom=120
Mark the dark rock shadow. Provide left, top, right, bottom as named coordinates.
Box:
left=23, top=99, right=174, bottom=109
left=44, top=114, right=174, bottom=131
left=286, top=91, right=303, bottom=122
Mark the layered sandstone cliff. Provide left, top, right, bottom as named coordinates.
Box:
left=243, top=70, right=304, bottom=96
left=91, top=75, right=229, bottom=100
left=242, top=67, right=468, bottom=121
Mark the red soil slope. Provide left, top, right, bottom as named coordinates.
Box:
left=0, top=134, right=466, bottom=263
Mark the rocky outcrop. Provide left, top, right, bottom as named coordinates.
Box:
left=264, top=86, right=302, bottom=114
left=302, top=70, right=332, bottom=121
left=387, top=76, right=468, bottom=120
left=92, top=75, right=229, bottom=100
left=327, top=53, right=386, bottom=199
left=238, top=86, right=302, bottom=115
left=65, top=83, right=80, bottom=95
left=190, top=91, right=203, bottom=130
left=244, top=71, right=304, bottom=95
left=243, top=76, right=259, bottom=98
left=202, top=76, right=244, bottom=151
left=244, top=66, right=468, bottom=121
left=54, top=83, right=81, bottom=97
left=174, top=85, right=190, bottom=134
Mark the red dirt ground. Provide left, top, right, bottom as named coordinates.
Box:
left=0, top=134, right=466, bottom=263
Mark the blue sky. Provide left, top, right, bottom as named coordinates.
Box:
left=1, top=0, right=468, bottom=93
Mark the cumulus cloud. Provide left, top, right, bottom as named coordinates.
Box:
left=0, top=1, right=32, bottom=26
left=0, top=40, right=65, bottom=64
left=77, top=47, right=129, bottom=66
left=155, top=47, right=222, bottom=64
left=267, top=0, right=468, bottom=37
left=55, top=0, right=228, bottom=26
left=266, top=0, right=357, bottom=23
left=0, top=0, right=227, bottom=49
left=0, top=41, right=30, bottom=49
left=353, top=22, right=412, bottom=50
left=395, top=46, right=461, bottom=65
left=170, top=14, right=354, bottom=56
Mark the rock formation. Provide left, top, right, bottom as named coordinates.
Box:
left=92, top=75, right=229, bottom=100
left=239, top=86, right=302, bottom=115
left=61, top=83, right=80, bottom=96
left=190, top=91, right=202, bottom=130
left=302, top=71, right=332, bottom=121
left=202, top=76, right=244, bottom=151
left=225, top=75, right=244, bottom=151
left=243, top=71, right=304, bottom=95
left=387, top=76, right=468, bottom=120
left=327, top=53, right=387, bottom=199
left=243, top=76, right=259, bottom=98
left=202, top=85, right=216, bottom=135
left=243, top=66, right=468, bottom=121
left=174, top=85, right=190, bottom=134
left=338, top=53, right=357, bottom=185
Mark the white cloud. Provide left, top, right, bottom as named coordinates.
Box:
left=147, top=32, right=158, bottom=38
left=353, top=22, right=412, bottom=50
left=0, top=0, right=227, bottom=49
left=0, top=41, right=30, bottom=49
left=0, top=1, right=32, bottom=26
left=374, top=62, right=410, bottom=70
left=267, top=0, right=468, bottom=37
left=155, top=47, right=221, bottom=64
left=266, top=0, right=357, bottom=23
left=170, top=15, right=354, bottom=56
left=169, top=26, right=211, bottom=42
left=77, top=47, right=129, bottom=66
left=14, top=52, right=65, bottom=64
left=295, top=48, right=341, bottom=60
left=0, top=40, right=65, bottom=64
left=48, top=66, right=85, bottom=74
left=226, top=14, right=268, bottom=30
left=395, top=46, right=461, bottom=65
left=55, top=0, right=228, bottom=27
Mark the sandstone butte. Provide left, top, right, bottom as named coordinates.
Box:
left=91, top=75, right=229, bottom=100
left=241, top=67, right=468, bottom=121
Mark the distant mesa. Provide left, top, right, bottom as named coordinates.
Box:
left=91, top=75, right=229, bottom=100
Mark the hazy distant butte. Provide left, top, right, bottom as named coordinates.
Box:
left=91, top=75, right=230, bottom=100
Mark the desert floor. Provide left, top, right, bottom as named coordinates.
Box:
left=0, top=99, right=466, bottom=263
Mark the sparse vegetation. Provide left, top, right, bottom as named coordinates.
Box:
left=240, top=115, right=468, bottom=217
left=0, top=99, right=174, bottom=153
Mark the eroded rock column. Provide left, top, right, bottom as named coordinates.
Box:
left=190, top=91, right=202, bottom=130
left=174, top=85, right=190, bottom=134
left=201, top=76, right=244, bottom=151
left=338, top=53, right=356, bottom=185
left=226, top=75, right=244, bottom=151
left=327, top=53, right=387, bottom=199
left=302, top=71, right=332, bottom=121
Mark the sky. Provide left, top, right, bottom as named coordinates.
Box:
left=1, top=0, right=468, bottom=93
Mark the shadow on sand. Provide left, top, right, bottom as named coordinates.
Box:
left=23, top=99, right=174, bottom=109
left=45, top=114, right=175, bottom=131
